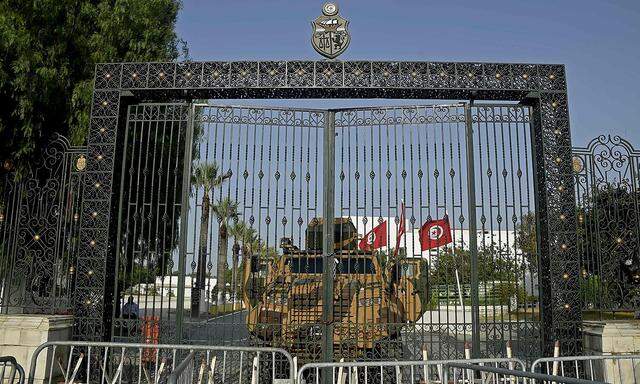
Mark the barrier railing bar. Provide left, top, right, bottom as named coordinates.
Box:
left=28, top=341, right=295, bottom=384
left=445, top=362, right=608, bottom=384
left=297, top=358, right=526, bottom=384
left=532, top=354, right=640, bottom=382
left=0, top=356, right=25, bottom=384
left=167, top=351, right=195, bottom=384
left=532, top=354, right=640, bottom=365
left=299, top=357, right=525, bottom=370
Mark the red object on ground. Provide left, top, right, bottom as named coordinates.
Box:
left=141, top=316, right=159, bottom=362
left=419, top=216, right=453, bottom=251
left=358, top=221, right=388, bottom=251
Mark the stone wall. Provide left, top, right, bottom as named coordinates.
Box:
left=583, top=320, right=640, bottom=384
left=0, top=315, right=73, bottom=384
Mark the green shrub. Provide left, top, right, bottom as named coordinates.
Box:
left=491, top=281, right=526, bottom=305
left=581, top=275, right=601, bottom=308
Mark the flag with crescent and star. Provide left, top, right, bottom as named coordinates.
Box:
left=419, top=215, right=452, bottom=251
left=358, top=220, right=387, bottom=251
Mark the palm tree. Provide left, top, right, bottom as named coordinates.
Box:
left=228, top=221, right=247, bottom=306
left=234, top=223, right=259, bottom=310
left=190, top=162, right=231, bottom=316
left=212, top=197, right=238, bottom=305
left=240, top=234, right=262, bottom=309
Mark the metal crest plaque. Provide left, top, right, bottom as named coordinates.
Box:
left=311, top=3, right=350, bottom=59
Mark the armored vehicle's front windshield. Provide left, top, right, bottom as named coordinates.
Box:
left=286, top=257, right=376, bottom=274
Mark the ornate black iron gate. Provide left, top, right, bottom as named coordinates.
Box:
left=331, top=104, right=540, bottom=360
left=0, top=61, right=586, bottom=362
left=572, top=135, right=640, bottom=315
left=110, top=101, right=541, bottom=362
left=181, top=105, right=327, bottom=360
left=0, top=135, right=86, bottom=314
left=59, top=60, right=576, bottom=359
left=110, top=104, right=190, bottom=341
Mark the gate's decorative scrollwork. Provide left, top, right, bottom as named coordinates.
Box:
left=0, top=135, right=86, bottom=314
left=573, top=135, right=640, bottom=313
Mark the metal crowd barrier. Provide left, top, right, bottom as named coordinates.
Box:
left=445, top=362, right=607, bottom=384
left=297, top=358, right=526, bottom=384
left=167, top=351, right=195, bottom=384
left=0, top=356, right=25, bottom=384
left=532, top=354, right=640, bottom=384
left=27, top=341, right=294, bottom=384
left=166, top=347, right=294, bottom=384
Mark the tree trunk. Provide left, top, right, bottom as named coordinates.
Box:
left=240, top=246, right=251, bottom=309
left=231, top=241, right=240, bottom=309
left=217, top=223, right=228, bottom=305
left=192, top=193, right=210, bottom=317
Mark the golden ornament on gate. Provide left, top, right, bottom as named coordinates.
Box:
left=572, top=156, right=583, bottom=173
left=76, top=155, right=87, bottom=171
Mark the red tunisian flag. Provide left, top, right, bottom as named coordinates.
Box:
left=358, top=221, right=387, bottom=251
left=419, top=216, right=453, bottom=251
left=393, top=202, right=406, bottom=257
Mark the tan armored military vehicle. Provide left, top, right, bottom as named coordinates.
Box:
left=241, top=217, right=423, bottom=359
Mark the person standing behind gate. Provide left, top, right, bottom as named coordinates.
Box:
left=122, top=295, right=140, bottom=319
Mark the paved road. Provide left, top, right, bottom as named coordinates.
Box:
left=183, top=310, right=250, bottom=345
left=174, top=310, right=539, bottom=363
left=182, top=313, right=470, bottom=359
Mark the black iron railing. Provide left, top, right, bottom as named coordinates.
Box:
left=573, top=135, right=640, bottom=316
left=0, top=135, right=86, bottom=315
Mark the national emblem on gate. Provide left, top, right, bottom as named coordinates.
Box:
left=311, top=3, right=350, bottom=59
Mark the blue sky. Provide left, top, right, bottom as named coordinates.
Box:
left=176, top=0, right=640, bottom=147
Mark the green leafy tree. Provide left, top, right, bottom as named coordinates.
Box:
left=491, top=281, right=526, bottom=305
left=1, top=2, right=186, bottom=319
left=242, top=236, right=267, bottom=307
left=0, top=0, right=185, bottom=171
left=429, top=245, right=518, bottom=286
left=190, top=163, right=231, bottom=315
left=411, top=258, right=431, bottom=307
left=515, top=212, right=538, bottom=273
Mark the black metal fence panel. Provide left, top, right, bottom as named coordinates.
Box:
left=182, top=105, right=326, bottom=363
left=470, top=105, right=541, bottom=359
left=0, top=135, right=86, bottom=315
left=111, top=104, right=190, bottom=343
left=331, top=104, right=540, bottom=361
left=572, top=135, right=640, bottom=315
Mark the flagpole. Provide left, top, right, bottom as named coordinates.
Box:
left=444, top=209, right=463, bottom=307
left=454, top=268, right=464, bottom=308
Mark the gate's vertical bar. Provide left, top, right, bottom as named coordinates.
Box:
left=464, top=103, right=481, bottom=357
left=176, top=103, right=195, bottom=342
left=322, top=110, right=336, bottom=367
left=111, top=105, right=133, bottom=339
